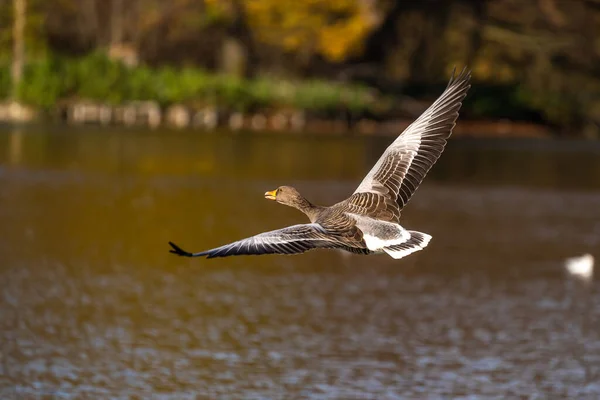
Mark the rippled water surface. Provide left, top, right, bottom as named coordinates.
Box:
left=1, top=126, right=600, bottom=399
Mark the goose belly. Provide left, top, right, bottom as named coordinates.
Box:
left=348, top=214, right=410, bottom=251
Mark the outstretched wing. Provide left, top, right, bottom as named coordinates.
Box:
left=351, top=68, right=471, bottom=221
left=169, top=223, right=359, bottom=258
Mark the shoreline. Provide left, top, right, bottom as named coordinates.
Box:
left=0, top=100, right=551, bottom=138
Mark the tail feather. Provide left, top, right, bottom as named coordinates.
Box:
left=383, top=231, right=432, bottom=260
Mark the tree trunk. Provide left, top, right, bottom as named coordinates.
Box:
left=80, top=0, right=100, bottom=48
left=11, top=0, right=26, bottom=100
left=465, top=0, right=489, bottom=69
left=359, top=1, right=423, bottom=66
left=111, top=0, right=124, bottom=46
left=220, top=36, right=248, bottom=77
left=220, top=0, right=257, bottom=78
left=408, top=3, right=452, bottom=83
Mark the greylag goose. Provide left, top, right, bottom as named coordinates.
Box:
left=169, top=68, right=471, bottom=259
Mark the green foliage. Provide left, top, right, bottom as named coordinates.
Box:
left=0, top=53, right=379, bottom=114
left=73, top=52, right=128, bottom=104
left=0, top=51, right=587, bottom=127
left=16, top=57, right=64, bottom=107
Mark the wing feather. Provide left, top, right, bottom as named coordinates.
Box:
left=351, top=67, right=471, bottom=221
left=169, top=223, right=358, bottom=258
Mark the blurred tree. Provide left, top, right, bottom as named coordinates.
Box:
left=11, top=0, right=26, bottom=99
left=354, top=0, right=600, bottom=134
left=211, top=0, right=380, bottom=74
left=1, top=0, right=44, bottom=62
left=219, top=0, right=257, bottom=77
left=0, top=0, right=598, bottom=134
left=111, top=0, right=124, bottom=46
left=477, top=0, right=600, bottom=133
left=107, top=0, right=139, bottom=67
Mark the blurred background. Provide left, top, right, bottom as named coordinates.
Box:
left=1, top=0, right=599, bottom=135
left=1, top=0, right=600, bottom=399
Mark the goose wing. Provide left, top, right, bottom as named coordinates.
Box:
left=350, top=68, right=471, bottom=221
left=169, top=223, right=362, bottom=258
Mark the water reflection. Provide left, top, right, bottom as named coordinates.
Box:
left=0, top=126, right=599, bottom=398
left=7, top=129, right=23, bottom=166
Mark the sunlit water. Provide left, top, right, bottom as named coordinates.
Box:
left=1, top=126, right=600, bottom=399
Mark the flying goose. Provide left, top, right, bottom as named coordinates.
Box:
left=169, top=68, right=471, bottom=259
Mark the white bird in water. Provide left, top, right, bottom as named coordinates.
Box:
left=564, top=253, right=594, bottom=280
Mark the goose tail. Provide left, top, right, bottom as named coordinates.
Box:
left=383, top=231, right=432, bottom=260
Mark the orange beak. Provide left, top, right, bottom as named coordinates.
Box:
left=264, top=189, right=277, bottom=200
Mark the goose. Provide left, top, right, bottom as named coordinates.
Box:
left=169, top=68, right=471, bottom=259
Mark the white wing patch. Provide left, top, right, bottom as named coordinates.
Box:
left=348, top=213, right=411, bottom=251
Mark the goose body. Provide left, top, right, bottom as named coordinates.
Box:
left=169, top=68, right=471, bottom=259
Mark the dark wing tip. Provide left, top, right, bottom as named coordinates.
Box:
left=169, top=241, right=197, bottom=257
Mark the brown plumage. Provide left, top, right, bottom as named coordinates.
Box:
left=169, top=68, right=471, bottom=259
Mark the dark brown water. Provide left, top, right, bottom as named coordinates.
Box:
left=1, top=126, right=600, bottom=399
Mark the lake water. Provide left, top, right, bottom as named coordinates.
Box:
left=1, top=125, right=600, bottom=399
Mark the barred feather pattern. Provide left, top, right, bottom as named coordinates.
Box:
left=169, top=223, right=368, bottom=258
left=351, top=67, right=471, bottom=222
